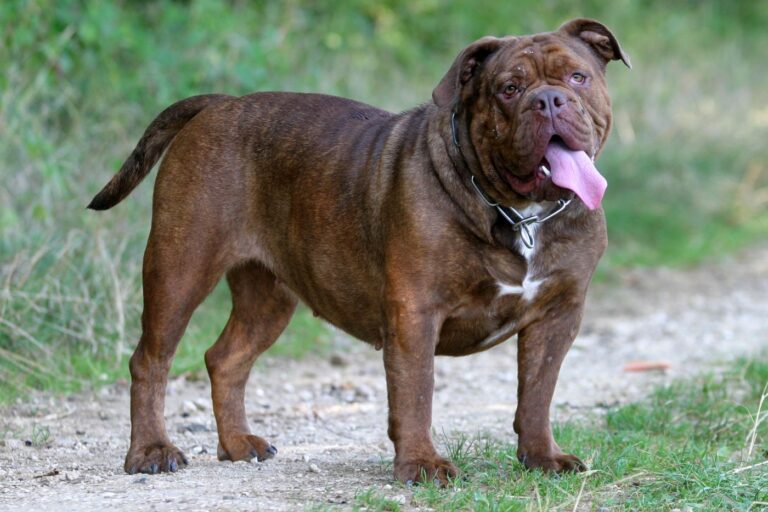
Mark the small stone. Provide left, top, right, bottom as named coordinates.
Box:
left=177, top=423, right=209, bottom=434
left=63, top=470, right=81, bottom=482
left=282, top=383, right=295, bottom=393
left=298, top=390, right=313, bottom=401
left=98, top=411, right=109, bottom=421
left=393, top=495, right=407, bottom=505
left=193, top=398, right=210, bottom=410
left=191, top=445, right=206, bottom=454
left=75, top=430, right=86, bottom=436
left=302, top=454, right=311, bottom=463
left=355, top=385, right=374, bottom=401
left=308, top=463, right=321, bottom=473
left=329, top=354, right=348, bottom=367
left=181, top=400, right=197, bottom=416
left=24, top=440, right=33, bottom=447
left=4, top=439, right=23, bottom=449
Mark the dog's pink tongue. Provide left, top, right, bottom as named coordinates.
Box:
left=544, top=141, right=607, bottom=210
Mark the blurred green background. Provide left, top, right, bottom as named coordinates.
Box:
left=1, top=0, right=767, bottom=401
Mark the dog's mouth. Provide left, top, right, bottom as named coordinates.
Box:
left=502, top=136, right=607, bottom=209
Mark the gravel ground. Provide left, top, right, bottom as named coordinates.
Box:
left=1, top=246, right=766, bottom=511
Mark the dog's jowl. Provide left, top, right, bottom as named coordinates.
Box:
left=89, top=18, right=629, bottom=484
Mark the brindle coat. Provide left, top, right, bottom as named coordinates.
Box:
left=89, top=18, right=629, bottom=484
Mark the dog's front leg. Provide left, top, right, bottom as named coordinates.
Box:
left=383, top=302, right=458, bottom=485
left=514, top=303, right=587, bottom=473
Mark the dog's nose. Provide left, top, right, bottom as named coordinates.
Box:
left=532, top=89, right=568, bottom=116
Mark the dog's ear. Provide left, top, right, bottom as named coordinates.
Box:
left=558, top=18, right=631, bottom=70
left=432, top=36, right=507, bottom=108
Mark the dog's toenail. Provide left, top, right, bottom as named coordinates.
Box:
left=267, top=445, right=277, bottom=455
left=169, top=459, right=178, bottom=472
left=149, top=463, right=159, bottom=474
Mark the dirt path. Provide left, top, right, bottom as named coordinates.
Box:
left=1, top=247, right=767, bottom=511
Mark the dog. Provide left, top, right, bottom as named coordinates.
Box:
left=89, top=18, right=629, bottom=484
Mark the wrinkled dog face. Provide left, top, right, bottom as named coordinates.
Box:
left=434, top=19, right=630, bottom=207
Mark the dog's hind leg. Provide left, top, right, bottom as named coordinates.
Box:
left=205, top=261, right=297, bottom=463
left=124, top=234, right=226, bottom=475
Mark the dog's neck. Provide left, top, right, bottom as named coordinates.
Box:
left=435, top=107, right=570, bottom=250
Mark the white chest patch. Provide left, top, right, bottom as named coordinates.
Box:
left=495, top=202, right=551, bottom=302
left=497, top=274, right=545, bottom=302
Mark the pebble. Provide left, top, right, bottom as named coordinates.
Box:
left=181, top=400, right=198, bottom=416
left=63, top=470, right=81, bottom=482
left=177, top=423, right=209, bottom=434
left=56, top=437, right=77, bottom=449
left=308, top=463, right=321, bottom=473
left=4, top=439, right=23, bottom=449
left=355, top=385, right=374, bottom=401
left=329, top=354, right=348, bottom=367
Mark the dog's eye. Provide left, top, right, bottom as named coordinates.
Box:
left=503, top=84, right=519, bottom=97
left=570, top=72, right=587, bottom=85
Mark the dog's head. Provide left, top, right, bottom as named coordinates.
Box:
left=434, top=19, right=630, bottom=208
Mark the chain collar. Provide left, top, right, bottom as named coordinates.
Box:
left=470, top=176, right=571, bottom=248
left=451, top=110, right=570, bottom=249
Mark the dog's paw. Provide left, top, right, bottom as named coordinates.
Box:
left=518, top=450, right=587, bottom=473
left=124, top=443, right=188, bottom=474
left=217, top=434, right=277, bottom=462
left=394, top=456, right=459, bottom=486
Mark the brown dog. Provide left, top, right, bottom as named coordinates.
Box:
left=89, top=18, right=629, bottom=484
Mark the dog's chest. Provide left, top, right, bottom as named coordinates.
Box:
left=437, top=221, right=550, bottom=355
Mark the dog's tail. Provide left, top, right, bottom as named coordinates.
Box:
left=87, top=94, right=232, bottom=210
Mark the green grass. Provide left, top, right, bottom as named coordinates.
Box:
left=351, top=357, right=768, bottom=511
left=1, top=0, right=767, bottom=399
